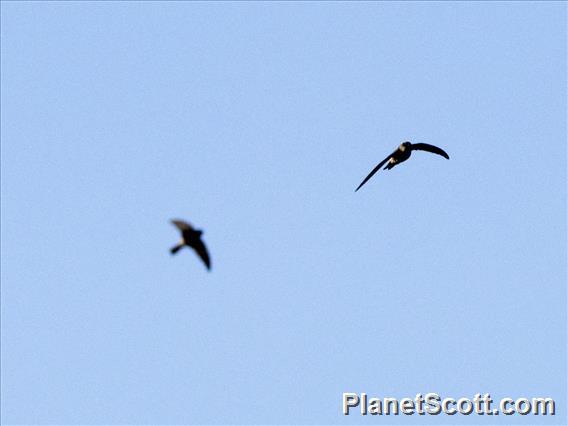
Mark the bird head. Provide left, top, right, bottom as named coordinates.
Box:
left=400, top=141, right=412, bottom=151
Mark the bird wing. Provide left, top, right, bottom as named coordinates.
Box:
left=411, top=143, right=450, bottom=159
left=355, top=150, right=396, bottom=192
left=171, top=219, right=194, bottom=232
left=192, top=239, right=211, bottom=270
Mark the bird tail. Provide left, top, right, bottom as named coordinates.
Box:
left=170, top=243, right=184, bottom=255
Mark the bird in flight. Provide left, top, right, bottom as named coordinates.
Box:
left=355, top=141, right=450, bottom=192
left=170, top=219, right=211, bottom=270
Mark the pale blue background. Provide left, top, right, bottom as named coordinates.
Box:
left=1, top=2, right=566, bottom=425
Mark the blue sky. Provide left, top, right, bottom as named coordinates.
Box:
left=1, top=2, right=565, bottom=425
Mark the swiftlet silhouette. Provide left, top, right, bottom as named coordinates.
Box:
left=355, top=141, right=450, bottom=192
left=170, top=219, right=211, bottom=270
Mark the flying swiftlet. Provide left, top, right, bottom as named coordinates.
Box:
left=355, top=141, right=450, bottom=192
left=170, top=219, right=211, bottom=270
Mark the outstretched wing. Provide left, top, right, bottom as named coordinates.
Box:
left=411, top=143, right=450, bottom=159
left=355, top=150, right=396, bottom=192
left=171, top=219, right=194, bottom=232
left=192, top=238, right=211, bottom=270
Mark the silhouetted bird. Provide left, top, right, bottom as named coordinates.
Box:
left=170, top=219, right=211, bottom=270
left=355, top=141, right=450, bottom=192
